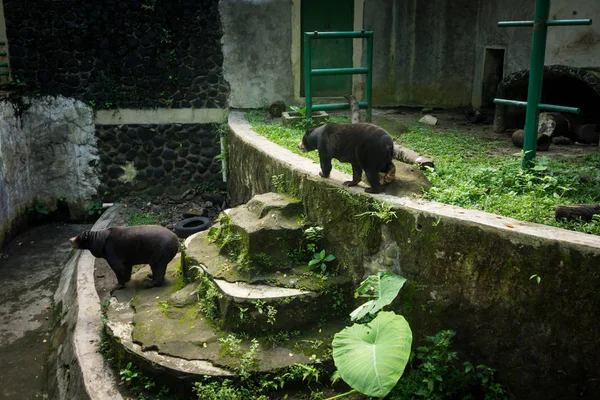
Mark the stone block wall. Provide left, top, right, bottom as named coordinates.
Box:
left=2, top=0, right=229, bottom=109
left=96, top=123, right=224, bottom=200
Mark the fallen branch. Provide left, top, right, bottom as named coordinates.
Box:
left=555, top=204, right=600, bottom=222
left=393, top=145, right=434, bottom=170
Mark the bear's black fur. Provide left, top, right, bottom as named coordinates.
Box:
left=298, top=123, right=395, bottom=193
left=70, top=225, right=179, bottom=289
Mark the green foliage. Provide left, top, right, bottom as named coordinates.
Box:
left=197, top=276, right=222, bottom=321
left=290, top=105, right=307, bottom=116
left=329, top=272, right=412, bottom=399
left=87, top=201, right=103, bottom=216
left=118, top=361, right=170, bottom=399
left=350, top=272, right=407, bottom=321
left=333, top=311, right=413, bottom=398
left=308, top=249, right=336, bottom=273
left=387, top=330, right=509, bottom=400
left=27, top=202, right=49, bottom=215
left=356, top=200, right=397, bottom=224
left=126, top=210, right=159, bottom=226
left=399, top=127, right=600, bottom=235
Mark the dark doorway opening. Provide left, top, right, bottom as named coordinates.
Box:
left=481, top=47, right=505, bottom=108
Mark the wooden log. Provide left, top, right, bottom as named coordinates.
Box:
left=538, top=112, right=570, bottom=138
left=344, top=94, right=361, bottom=124
left=393, top=144, right=435, bottom=170
left=555, top=204, right=600, bottom=222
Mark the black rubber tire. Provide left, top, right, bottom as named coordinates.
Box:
left=173, top=216, right=211, bottom=238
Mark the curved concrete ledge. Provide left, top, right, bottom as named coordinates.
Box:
left=49, top=205, right=126, bottom=400
left=226, top=110, right=600, bottom=399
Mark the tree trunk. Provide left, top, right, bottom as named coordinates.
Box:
left=344, top=94, right=361, bottom=124
left=555, top=204, right=600, bottom=222
left=393, top=145, right=435, bottom=170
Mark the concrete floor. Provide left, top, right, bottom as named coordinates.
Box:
left=0, top=223, right=90, bottom=400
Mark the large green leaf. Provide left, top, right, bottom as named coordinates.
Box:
left=332, top=311, right=412, bottom=397
left=350, top=272, right=407, bottom=321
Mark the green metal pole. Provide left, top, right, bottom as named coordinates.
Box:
left=522, top=0, right=550, bottom=168
left=304, top=32, right=313, bottom=120
left=366, top=34, right=373, bottom=122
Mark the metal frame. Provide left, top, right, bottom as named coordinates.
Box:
left=494, top=0, right=592, bottom=168
left=303, top=30, right=373, bottom=121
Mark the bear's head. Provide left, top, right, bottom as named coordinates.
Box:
left=70, top=231, right=91, bottom=250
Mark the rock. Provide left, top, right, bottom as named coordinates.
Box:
left=420, top=107, right=434, bottom=114
left=419, top=114, right=438, bottom=126
left=183, top=208, right=208, bottom=218
left=511, top=129, right=551, bottom=151
left=573, top=124, right=599, bottom=145
left=268, top=101, right=286, bottom=118
left=552, top=136, right=573, bottom=145
left=180, top=188, right=196, bottom=201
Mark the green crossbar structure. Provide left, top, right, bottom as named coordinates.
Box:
left=303, top=30, right=373, bottom=121
left=493, top=0, right=592, bottom=168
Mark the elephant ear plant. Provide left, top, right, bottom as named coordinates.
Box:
left=327, top=272, right=412, bottom=399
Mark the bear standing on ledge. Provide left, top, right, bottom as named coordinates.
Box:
left=70, top=225, right=179, bottom=290
left=298, top=123, right=396, bottom=193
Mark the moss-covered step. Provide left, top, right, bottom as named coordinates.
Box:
left=184, top=231, right=353, bottom=333
left=207, top=192, right=304, bottom=272
left=103, top=257, right=344, bottom=385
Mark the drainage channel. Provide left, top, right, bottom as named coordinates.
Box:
left=0, top=223, right=91, bottom=400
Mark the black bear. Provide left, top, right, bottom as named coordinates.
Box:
left=298, top=123, right=396, bottom=193
left=70, top=225, right=179, bottom=289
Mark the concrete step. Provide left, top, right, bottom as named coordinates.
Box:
left=104, top=260, right=344, bottom=384
left=184, top=230, right=353, bottom=333
left=208, top=192, right=304, bottom=273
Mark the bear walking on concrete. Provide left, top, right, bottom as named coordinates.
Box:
left=70, top=225, right=179, bottom=289
left=298, top=123, right=396, bottom=193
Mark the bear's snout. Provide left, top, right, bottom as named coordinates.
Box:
left=298, top=141, right=306, bottom=152
left=69, top=237, right=79, bottom=249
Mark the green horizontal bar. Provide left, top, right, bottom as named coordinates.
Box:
left=305, top=31, right=373, bottom=39
left=493, top=98, right=580, bottom=114
left=548, top=18, right=592, bottom=26
left=0, top=63, right=8, bottom=67
left=0, top=41, right=5, bottom=45
left=498, top=19, right=591, bottom=27
left=0, top=72, right=9, bottom=76
left=312, top=102, right=369, bottom=112
left=0, top=81, right=11, bottom=86
left=0, top=52, right=6, bottom=56
left=311, top=67, right=368, bottom=76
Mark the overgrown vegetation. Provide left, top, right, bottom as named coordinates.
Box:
left=127, top=210, right=160, bottom=226
left=247, top=110, right=600, bottom=235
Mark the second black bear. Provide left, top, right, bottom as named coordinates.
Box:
left=70, top=225, right=179, bottom=289
left=298, top=123, right=396, bottom=193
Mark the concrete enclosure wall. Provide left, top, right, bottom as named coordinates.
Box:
left=220, top=0, right=294, bottom=109
left=0, top=95, right=99, bottom=247
left=226, top=111, right=600, bottom=399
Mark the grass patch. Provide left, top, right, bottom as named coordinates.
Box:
left=127, top=210, right=160, bottom=226
left=246, top=110, right=600, bottom=235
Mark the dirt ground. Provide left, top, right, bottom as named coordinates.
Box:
left=370, top=106, right=599, bottom=159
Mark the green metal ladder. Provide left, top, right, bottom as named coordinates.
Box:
left=493, top=0, right=592, bottom=168
left=0, top=40, right=9, bottom=87
left=303, top=30, right=373, bottom=122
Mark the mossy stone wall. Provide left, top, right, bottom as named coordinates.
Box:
left=226, top=111, right=600, bottom=400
